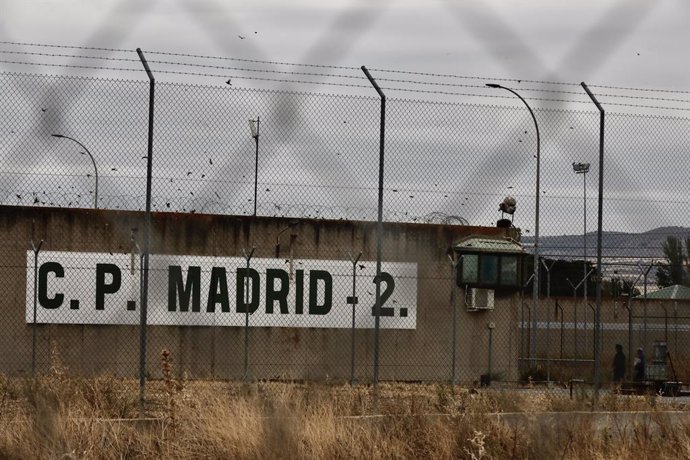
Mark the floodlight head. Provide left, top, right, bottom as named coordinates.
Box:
left=486, top=83, right=501, bottom=88
left=51, top=134, right=64, bottom=138
left=572, top=162, right=590, bottom=174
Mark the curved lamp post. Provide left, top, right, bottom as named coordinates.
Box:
left=52, top=134, right=99, bottom=209
left=486, top=83, right=541, bottom=363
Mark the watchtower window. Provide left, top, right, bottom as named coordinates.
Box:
left=461, top=254, right=478, bottom=284
left=454, top=236, right=526, bottom=290
left=481, top=255, right=498, bottom=284
left=501, top=256, right=519, bottom=286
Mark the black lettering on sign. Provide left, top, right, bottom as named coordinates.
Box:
left=266, top=269, right=289, bottom=314
left=96, top=263, right=121, bottom=311
left=38, top=262, right=64, bottom=309
left=168, top=265, right=201, bottom=312
left=309, top=270, right=332, bottom=315
left=236, top=268, right=259, bottom=314
left=295, top=269, right=304, bottom=314
left=371, top=272, right=395, bottom=317
left=207, top=267, right=230, bottom=313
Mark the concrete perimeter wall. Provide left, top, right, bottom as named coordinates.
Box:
left=0, top=206, right=521, bottom=383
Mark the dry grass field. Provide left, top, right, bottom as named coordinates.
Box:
left=1, top=348, right=690, bottom=459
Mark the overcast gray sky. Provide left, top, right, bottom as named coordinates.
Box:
left=2, top=0, right=688, bottom=91
left=1, top=0, right=688, bottom=239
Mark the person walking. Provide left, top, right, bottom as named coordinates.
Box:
left=612, top=344, right=626, bottom=383
left=633, top=347, right=646, bottom=381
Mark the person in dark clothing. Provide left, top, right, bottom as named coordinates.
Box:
left=633, top=347, right=646, bottom=381
left=612, top=344, right=626, bottom=382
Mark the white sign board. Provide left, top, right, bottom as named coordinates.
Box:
left=26, top=251, right=417, bottom=329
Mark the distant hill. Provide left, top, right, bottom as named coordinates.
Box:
left=521, top=226, right=690, bottom=260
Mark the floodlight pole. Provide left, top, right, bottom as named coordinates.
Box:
left=51, top=134, right=98, bottom=209
left=572, top=162, right=590, bottom=309
left=581, top=82, right=604, bottom=392
left=486, top=83, right=540, bottom=365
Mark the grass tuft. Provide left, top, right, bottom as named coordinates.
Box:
left=1, top=359, right=689, bottom=458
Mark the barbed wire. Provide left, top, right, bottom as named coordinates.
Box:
left=7, top=49, right=686, bottom=105
left=0, top=49, right=141, bottom=63
left=146, top=58, right=368, bottom=84
left=3, top=41, right=688, bottom=92
left=3, top=186, right=687, bottom=212
left=374, top=75, right=688, bottom=104
left=590, top=101, right=689, bottom=111
left=2, top=60, right=687, bottom=110
left=142, top=49, right=362, bottom=72
left=0, top=58, right=143, bottom=74
left=2, top=41, right=688, bottom=107
left=0, top=190, right=477, bottom=223
left=71, top=66, right=690, bottom=109
left=589, top=83, right=690, bottom=95
left=0, top=40, right=132, bottom=54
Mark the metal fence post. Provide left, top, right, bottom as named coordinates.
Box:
left=30, top=221, right=44, bottom=377
left=638, top=262, right=655, bottom=349
left=136, top=48, right=155, bottom=410
left=541, top=260, right=555, bottom=384
left=243, top=247, right=256, bottom=381
left=520, top=274, right=534, bottom=372
left=581, top=82, right=605, bottom=392
left=567, top=269, right=594, bottom=362
left=556, top=301, right=564, bottom=360
left=349, top=251, right=362, bottom=385
left=588, top=302, right=595, bottom=362
left=361, top=66, right=386, bottom=402
left=624, top=299, right=633, bottom=380
left=448, top=254, right=462, bottom=384
left=487, top=322, right=495, bottom=383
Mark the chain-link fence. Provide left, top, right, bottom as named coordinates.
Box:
left=1, top=66, right=689, bottom=392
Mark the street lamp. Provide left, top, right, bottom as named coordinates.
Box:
left=51, top=134, right=99, bottom=209
left=573, top=162, right=590, bottom=306
left=486, top=83, right=541, bottom=363
left=248, top=117, right=260, bottom=217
